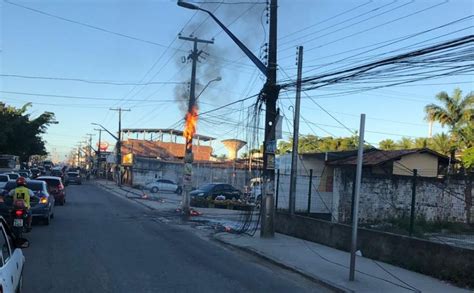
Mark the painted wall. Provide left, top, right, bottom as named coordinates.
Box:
left=393, top=152, right=439, bottom=177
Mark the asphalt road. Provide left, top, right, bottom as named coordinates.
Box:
left=22, top=182, right=328, bottom=293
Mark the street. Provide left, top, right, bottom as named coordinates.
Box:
left=22, top=183, right=326, bottom=293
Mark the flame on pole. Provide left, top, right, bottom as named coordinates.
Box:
left=184, top=106, right=198, bottom=150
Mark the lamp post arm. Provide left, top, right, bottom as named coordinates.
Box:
left=199, top=8, right=267, bottom=77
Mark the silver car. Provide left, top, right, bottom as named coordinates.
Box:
left=145, top=179, right=182, bottom=194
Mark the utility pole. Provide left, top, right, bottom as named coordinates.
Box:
left=110, top=108, right=130, bottom=187
left=289, top=46, right=303, bottom=215
left=86, top=133, right=95, bottom=170
left=94, top=128, right=103, bottom=177
left=179, top=35, right=214, bottom=215
left=349, top=114, right=366, bottom=281
left=261, top=0, right=279, bottom=237
left=76, top=143, right=81, bottom=168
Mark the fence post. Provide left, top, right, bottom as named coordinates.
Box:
left=307, top=169, right=313, bottom=215
left=275, top=169, right=280, bottom=210
left=409, top=169, right=418, bottom=236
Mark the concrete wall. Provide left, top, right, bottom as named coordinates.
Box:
left=333, top=167, right=468, bottom=223
left=131, top=157, right=255, bottom=190
left=393, top=152, right=438, bottom=177
left=275, top=212, right=474, bottom=288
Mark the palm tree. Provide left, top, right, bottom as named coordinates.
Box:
left=379, top=139, right=396, bottom=150
left=397, top=137, right=413, bottom=149
left=425, top=88, right=473, bottom=143
left=414, top=138, right=429, bottom=149
left=425, top=88, right=473, bottom=168
left=428, top=133, right=452, bottom=156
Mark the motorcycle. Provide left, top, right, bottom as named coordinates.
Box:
left=11, top=200, right=30, bottom=238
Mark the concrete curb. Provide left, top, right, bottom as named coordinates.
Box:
left=213, top=234, right=353, bottom=293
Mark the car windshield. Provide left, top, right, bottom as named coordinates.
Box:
left=8, top=174, right=19, bottom=179
left=198, top=184, right=215, bottom=191
left=68, top=172, right=79, bottom=177
left=39, top=178, right=61, bottom=187
left=3, top=181, right=44, bottom=192
left=0, top=176, right=8, bottom=182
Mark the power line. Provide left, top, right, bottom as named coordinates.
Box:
left=0, top=73, right=186, bottom=86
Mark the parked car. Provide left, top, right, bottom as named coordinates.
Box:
left=0, top=175, right=9, bottom=190
left=0, top=180, right=55, bottom=225
left=190, top=183, right=242, bottom=200
left=30, top=168, right=41, bottom=179
left=65, top=172, right=82, bottom=185
left=37, top=176, right=66, bottom=205
left=0, top=216, right=29, bottom=293
left=146, top=179, right=182, bottom=194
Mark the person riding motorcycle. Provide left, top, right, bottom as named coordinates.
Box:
left=9, top=177, right=33, bottom=231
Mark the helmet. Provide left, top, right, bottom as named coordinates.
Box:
left=16, top=177, right=27, bottom=187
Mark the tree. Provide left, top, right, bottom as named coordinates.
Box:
left=379, top=139, right=396, bottom=150
left=428, top=133, right=452, bottom=156
left=0, top=102, right=55, bottom=162
left=461, top=147, right=474, bottom=170
left=414, top=137, right=429, bottom=149
left=397, top=137, right=413, bottom=149
left=425, top=89, right=473, bottom=163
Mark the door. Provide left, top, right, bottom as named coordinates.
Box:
left=164, top=180, right=176, bottom=192
left=0, top=224, right=16, bottom=293
left=212, top=185, right=225, bottom=199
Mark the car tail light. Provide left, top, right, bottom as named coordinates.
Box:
left=40, top=197, right=48, bottom=204
left=15, top=210, right=24, bottom=217
left=58, top=184, right=64, bottom=191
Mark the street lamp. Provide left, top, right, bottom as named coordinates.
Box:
left=177, top=1, right=267, bottom=76
left=91, top=123, right=118, bottom=141
left=196, top=76, right=221, bottom=100
left=91, top=122, right=121, bottom=185
left=178, top=0, right=279, bottom=238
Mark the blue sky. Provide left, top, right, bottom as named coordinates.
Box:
left=1, top=0, right=473, bottom=161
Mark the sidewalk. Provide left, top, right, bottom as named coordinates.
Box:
left=95, top=180, right=468, bottom=292
left=215, top=232, right=469, bottom=293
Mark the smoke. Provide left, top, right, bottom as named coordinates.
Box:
left=174, top=2, right=267, bottom=114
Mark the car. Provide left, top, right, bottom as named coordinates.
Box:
left=190, top=183, right=242, bottom=201
left=145, top=179, right=182, bottom=194
left=2, top=173, right=20, bottom=181
left=0, top=216, right=29, bottom=293
left=0, top=180, right=55, bottom=225
left=18, top=171, right=31, bottom=179
left=50, top=168, right=66, bottom=183
left=36, top=176, right=66, bottom=205
left=29, top=168, right=41, bottom=179
left=65, top=172, right=82, bottom=185
left=0, top=175, right=8, bottom=190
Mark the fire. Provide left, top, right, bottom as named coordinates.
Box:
left=184, top=106, right=198, bottom=149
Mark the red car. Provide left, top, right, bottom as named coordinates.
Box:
left=36, top=176, right=66, bottom=205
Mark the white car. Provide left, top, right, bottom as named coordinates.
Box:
left=146, top=179, right=182, bottom=194
left=0, top=175, right=9, bottom=190
left=0, top=217, right=29, bottom=293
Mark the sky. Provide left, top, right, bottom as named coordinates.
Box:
left=1, top=0, right=473, bottom=161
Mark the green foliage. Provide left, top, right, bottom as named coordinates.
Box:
left=0, top=102, right=55, bottom=162
left=277, top=135, right=358, bottom=154
left=379, top=139, right=396, bottom=150
left=397, top=137, right=414, bottom=149
left=461, top=147, right=474, bottom=169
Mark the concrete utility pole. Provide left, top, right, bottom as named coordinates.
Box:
left=260, top=0, right=279, bottom=237
left=94, top=128, right=103, bottom=175
left=289, top=46, right=303, bottom=215
left=349, top=114, right=366, bottom=281
left=110, top=108, right=131, bottom=187
left=176, top=0, right=279, bottom=237
left=76, top=143, right=81, bottom=167
left=179, top=35, right=214, bottom=215
left=86, top=133, right=95, bottom=169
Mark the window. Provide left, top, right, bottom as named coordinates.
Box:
left=0, top=226, right=11, bottom=265
left=0, top=176, right=7, bottom=182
